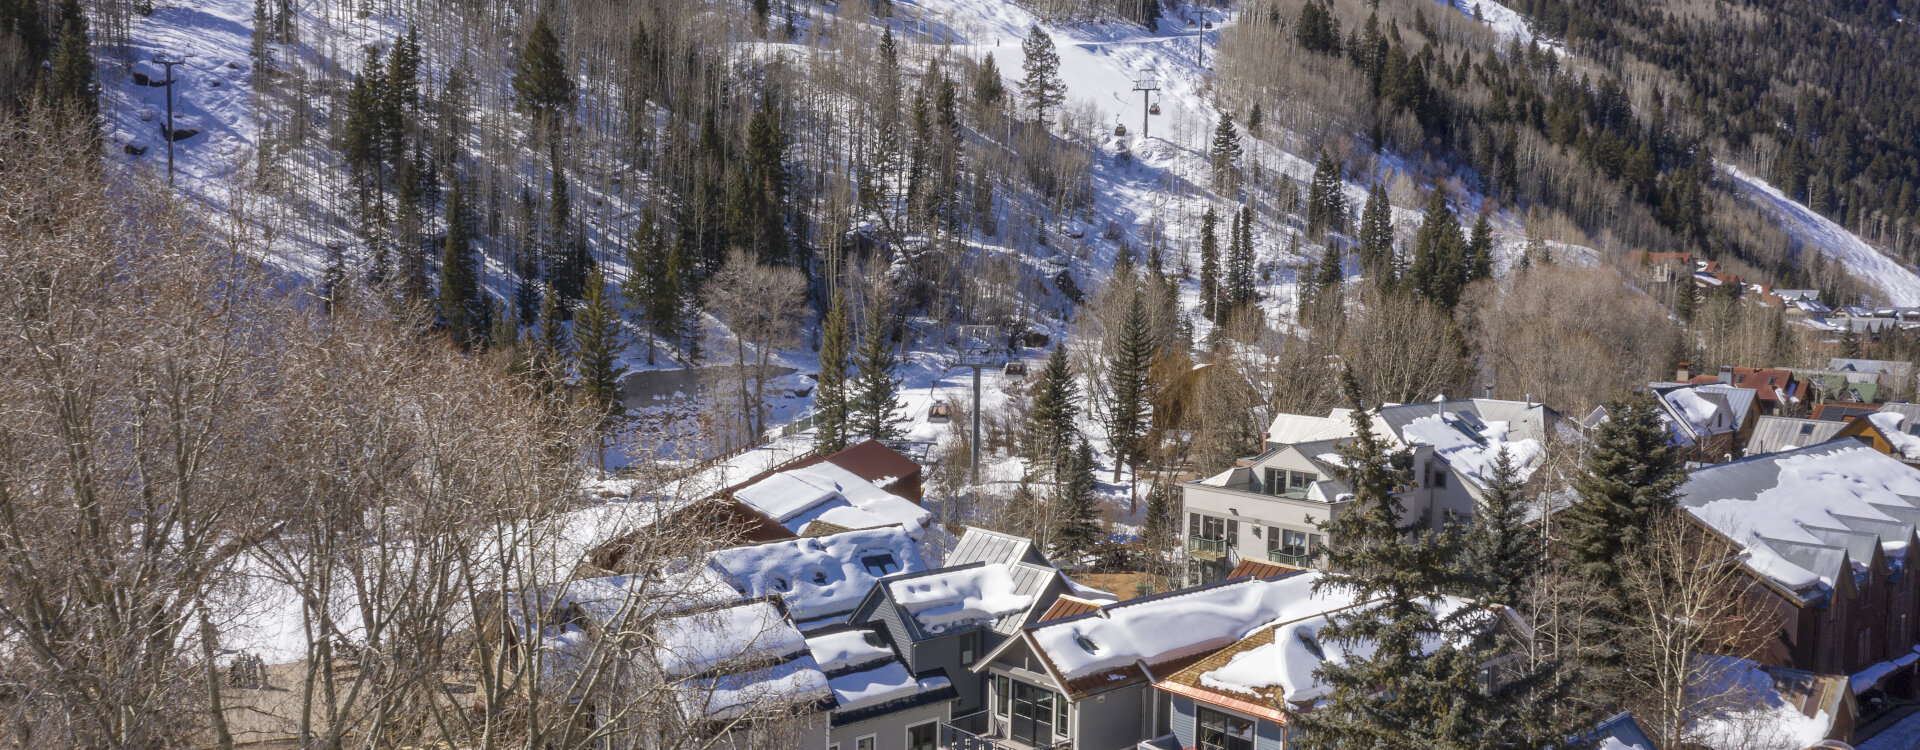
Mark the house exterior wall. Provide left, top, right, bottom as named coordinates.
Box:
left=1069, top=682, right=1156, bottom=750
left=828, top=700, right=949, bottom=750
left=1166, top=693, right=1284, bottom=750
left=1181, top=481, right=1345, bottom=582
left=911, top=629, right=989, bottom=714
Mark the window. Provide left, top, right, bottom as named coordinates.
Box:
left=1799, top=422, right=1816, bottom=437
left=1191, top=514, right=1234, bottom=542
left=860, top=554, right=899, bottom=576
left=1268, top=528, right=1319, bottom=564
left=995, top=674, right=1011, bottom=717
left=855, top=736, right=875, bottom=750
left=959, top=632, right=977, bottom=665
left=1055, top=697, right=1072, bottom=739
left=907, top=722, right=938, bottom=750
left=1197, top=706, right=1255, bottom=750
left=1264, top=467, right=1283, bottom=494
left=1289, top=470, right=1316, bottom=492
left=1432, top=469, right=1447, bottom=489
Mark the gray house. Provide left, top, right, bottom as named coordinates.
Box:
left=1181, top=397, right=1560, bottom=583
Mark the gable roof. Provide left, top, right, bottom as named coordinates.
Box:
left=705, top=525, right=929, bottom=628
left=1266, top=413, right=1353, bottom=446
left=1745, top=416, right=1844, bottom=456
left=947, top=526, right=1051, bottom=568
left=1035, top=595, right=1105, bottom=624
left=867, top=560, right=1064, bottom=642
left=1679, top=440, right=1920, bottom=602
left=731, top=458, right=930, bottom=536
left=782, top=439, right=924, bottom=500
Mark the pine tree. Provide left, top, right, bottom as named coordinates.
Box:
left=742, top=99, right=791, bottom=265
left=624, top=210, right=682, bottom=365
left=1466, top=211, right=1494, bottom=283
left=1673, top=277, right=1697, bottom=322
left=1106, top=291, right=1153, bottom=483
left=1019, top=26, right=1064, bottom=127
left=1024, top=344, right=1080, bottom=483
left=512, top=13, right=574, bottom=123
left=1306, top=151, right=1348, bottom=237
left=1050, top=439, right=1104, bottom=565
left=1198, top=207, right=1221, bottom=319
left=1291, top=371, right=1474, bottom=749
left=321, top=243, right=347, bottom=315
left=532, top=283, right=570, bottom=389
left=572, top=268, right=629, bottom=432
left=1246, top=102, right=1263, bottom=134
left=1462, top=447, right=1538, bottom=608
left=1226, top=205, right=1256, bottom=307
left=46, top=0, right=94, bottom=122
left=1209, top=112, right=1242, bottom=186
left=849, top=306, right=906, bottom=444
left=548, top=170, right=592, bottom=304
left=437, top=181, right=481, bottom=346
left=1411, top=188, right=1467, bottom=308
left=1561, top=393, right=1684, bottom=596
left=1296, top=0, right=1342, bottom=54
left=975, top=52, right=1006, bottom=109
left=814, top=290, right=854, bottom=454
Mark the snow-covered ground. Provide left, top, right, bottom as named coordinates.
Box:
left=1860, top=710, right=1920, bottom=750
left=1718, top=162, right=1920, bottom=306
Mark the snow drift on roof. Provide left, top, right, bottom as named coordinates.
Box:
left=888, top=563, right=1035, bottom=635
left=827, top=661, right=924, bottom=712
left=1200, top=596, right=1472, bottom=704
left=654, top=601, right=807, bottom=678
left=707, top=525, right=927, bottom=624
left=806, top=629, right=894, bottom=673
left=1683, top=444, right=1920, bottom=590
left=1870, top=412, right=1920, bottom=460
left=682, top=655, right=830, bottom=719
left=733, top=461, right=930, bottom=534
left=1031, top=572, right=1351, bottom=682
left=1399, top=414, right=1542, bottom=487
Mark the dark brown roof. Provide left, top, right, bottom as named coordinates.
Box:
left=1229, top=558, right=1302, bottom=579
left=772, top=440, right=923, bottom=502
left=1813, top=403, right=1880, bottom=423
left=1036, top=595, right=1103, bottom=624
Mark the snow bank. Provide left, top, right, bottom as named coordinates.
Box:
left=1198, top=596, right=1473, bottom=704
left=887, top=563, right=1034, bottom=634
left=807, top=629, right=895, bottom=673
left=1667, top=390, right=1723, bottom=437
left=1851, top=646, right=1920, bottom=694
left=1031, top=572, right=1351, bottom=681
left=708, top=525, right=929, bottom=624
left=654, top=601, right=808, bottom=678
left=1688, top=655, right=1834, bottom=749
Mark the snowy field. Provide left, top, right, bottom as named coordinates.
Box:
left=1719, top=162, right=1920, bottom=306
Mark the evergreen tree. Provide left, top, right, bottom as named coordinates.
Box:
left=1209, top=112, right=1242, bottom=186
left=1306, top=151, right=1348, bottom=237
left=1561, top=393, right=1684, bottom=598
left=1019, top=26, right=1064, bottom=127
left=1226, top=205, right=1256, bottom=307
left=321, top=243, right=347, bottom=315
left=1296, top=0, right=1342, bottom=54
left=1466, top=211, right=1494, bottom=283
left=1410, top=188, right=1467, bottom=308
left=1198, top=207, right=1221, bottom=319
left=1292, top=371, right=1476, bottom=749
left=436, top=181, right=481, bottom=346
left=46, top=0, right=93, bottom=122
left=740, top=98, right=791, bottom=265
left=1246, top=102, right=1263, bottom=134
left=532, top=283, right=570, bottom=389
left=548, top=170, right=592, bottom=303
left=1106, top=291, right=1153, bottom=482
left=572, top=268, right=629, bottom=432
left=1673, top=277, right=1697, bottom=322
left=1309, top=243, right=1343, bottom=305
left=1050, top=439, right=1103, bottom=565
left=1359, top=183, right=1390, bottom=278
left=512, top=13, right=574, bottom=122
left=849, top=306, right=906, bottom=443
left=624, top=209, right=683, bottom=365
left=814, top=290, right=854, bottom=454
left=975, top=52, right=1006, bottom=109
left=1462, top=447, right=1538, bottom=608
left=1024, top=344, right=1080, bottom=483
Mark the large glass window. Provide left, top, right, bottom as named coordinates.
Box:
left=1009, top=680, right=1058, bottom=746
left=907, top=722, right=937, bottom=750
left=995, top=674, right=1010, bottom=717
left=1288, top=470, right=1316, bottom=492
left=1197, top=706, right=1255, bottom=750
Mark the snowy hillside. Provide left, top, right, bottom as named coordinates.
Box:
left=1717, top=163, right=1920, bottom=307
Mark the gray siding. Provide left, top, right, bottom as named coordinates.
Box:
left=1170, top=695, right=1196, bottom=748
left=828, top=700, right=949, bottom=750
left=1258, top=718, right=1284, bottom=750
left=1071, top=683, right=1153, bottom=750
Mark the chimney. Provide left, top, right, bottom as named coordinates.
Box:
left=1483, top=383, right=1495, bottom=399
left=1676, top=362, right=1692, bottom=381
left=1718, top=365, right=1734, bottom=385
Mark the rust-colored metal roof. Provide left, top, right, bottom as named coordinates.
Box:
left=770, top=439, right=923, bottom=501
left=1154, top=627, right=1292, bottom=722
left=1036, top=595, right=1103, bottom=624
left=1228, top=558, right=1302, bottom=579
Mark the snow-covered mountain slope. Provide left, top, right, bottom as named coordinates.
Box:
left=1718, top=163, right=1920, bottom=307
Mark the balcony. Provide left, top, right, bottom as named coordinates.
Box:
left=1136, top=736, right=1183, bottom=750
left=1187, top=536, right=1231, bottom=559
left=1267, top=549, right=1314, bottom=568
left=938, top=720, right=1071, bottom=750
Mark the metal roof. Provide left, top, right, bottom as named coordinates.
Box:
left=1745, top=416, right=1843, bottom=456
left=946, top=527, right=1044, bottom=568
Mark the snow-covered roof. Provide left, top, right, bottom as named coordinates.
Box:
left=1266, top=413, right=1353, bottom=446
left=733, top=460, right=930, bottom=535
left=1686, top=656, right=1838, bottom=748
left=806, top=628, right=894, bottom=673
left=1025, top=571, right=1343, bottom=683
left=1870, top=412, right=1920, bottom=461
left=825, top=660, right=951, bottom=713
left=1744, top=416, right=1844, bottom=456
left=706, top=525, right=928, bottom=627
left=1680, top=441, right=1920, bottom=598
left=654, top=600, right=809, bottom=678
left=681, top=656, right=831, bottom=719
left=1397, top=413, right=1543, bottom=487
left=887, top=562, right=1036, bottom=635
